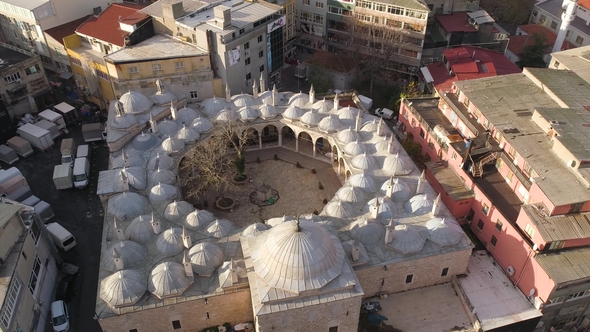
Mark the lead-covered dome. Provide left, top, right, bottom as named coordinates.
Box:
left=111, top=151, right=144, bottom=169
left=203, top=96, right=229, bottom=116
left=336, top=185, right=366, bottom=203
left=300, top=110, right=323, bottom=127
left=204, top=219, right=235, bottom=238
left=344, top=140, right=366, bottom=156
left=164, top=201, right=193, bottom=222
left=158, top=119, right=180, bottom=136
left=175, top=124, right=200, bottom=144
left=405, top=194, right=434, bottom=215
left=184, top=209, right=214, bottom=229
left=337, top=127, right=360, bottom=144
left=426, top=218, right=463, bottom=247
left=100, top=269, right=147, bottom=308
left=324, top=200, right=352, bottom=218
left=318, top=114, right=342, bottom=133
left=338, top=106, right=358, bottom=124
left=119, top=90, right=153, bottom=114
left=237, top=106, right=260, bottom=122
left=108, top=192, right=147, bottom=220
left=351, top=152, right=378, bottom=171
left=161, top=136, right=184, bottom=154
left=313, top=98, right=333, bottom=113
left=191, top=117, right=213, bottom=133
left=383, top=153, right=413, bottom=176
left=148, top=261, right=192, bottom=299
left=104, top=241, right=146, bottom=272
left=232, top=93, right=255, bottom=108
left=125, top=214, right=161, bottom=244
left=149, top=168, right=175, bottom=185
left=148, top=153, right=174, bottom=170
left=111, top=112, right=136, bottom=130
left=350, top=218, right=385, bottom=246
left=156, top=227, right=184, bottom=256
left=149, top=183, right=178, bottom=203
left=131, top=132, right=158, bottom=151
left=216, top=109, right=236, bottom=122
left=259, top=104, right=278, bottom=119
left=188, top=242, right=224, bottom=276
left=348, top=172, right=376, bottom=192
left=288, top=92, right=309, bottom=107
left=251, top=219, right=345, bottom=293
left=283, top=105, right=304, bottom=121
left=367, top=196, right=397, bottom=220
left=176, top=107, right=200, bottom=124
left=387, top=224, right=426, bottom=254
left=380, top=177, right=412, bottom=202
left=241, top=222, right=269, bottom=237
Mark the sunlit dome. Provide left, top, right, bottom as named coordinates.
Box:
left=156, top=227, right=184, bottom=256
left=176, top=107, right=200, bottom=124
left=426, top=218, right=463, bottom=247
left=232, top=93, right=255, bottom=108
left=205, top=219, right=235, bottom=238
left=318, top=114, right=342, bottom=133
left=148, top=261, right=192, bottom=299
left=299, top=213, right=321, bottom=223
left=175, top=124, right=200, bottom=144
left=158, top=119, right=180, bottom=136
left=162, top=136, right=185, bottom=154
left=111, top=151, right=144, bottom=169
left=108, top=192, right=147, bottom=220
left=283, top=105, right=304, bottom=120
left=184, top=209, right=214, bottom=230
left=344, top=140, right=366, bottom=156
left=405, top=194, right=434, bottom=215
left=131, top=132, right=158, bottom=151
left=338, top=106, right=358, bottom=124
left=266, top=215, right=296, bottom=228
left=252, top=219, right=345, bottom=293
left=164, top=201, right=193, bottom=222
left=383, top=153, right=413, bottom=176
left=111, top=113, right=136, bottom=129
left=324, top=200, right=352, bottom=218
left=336, top=185, right=367, bottom=203
left=300, top=110, right=323, bottom=127
left=367, top=196, right=397, bottom=220
left=241, top=222, right=269, bottom=237
left=313, top=98, right=333, bottom=113
left=149, top=183, right=178, bottom=203
left=100, top=269, right=146, bottom=308
left=387, top=224, right=427, bottom=254
left=361, top=119, right=379, bottom=132
left=374, top=136, right=391, bottom=152
left=351, top=152, right=378, bottom=170
left=191, top=117, right=213, bottom=132
left=259, top=90, right=273, bottom=105
left=216, top=109, right=236, bottom=122
left=149, top=168, right=175, bottom=185
left=348, top=172, right=376, bottom=192
left=125, top=214, right=161, bottom=244
left=104, top=241, right=146, bottom=272
left=380, top=177, right=412, bottom=202
left=203, top=96, right=229, bottom=116
left=120, top=167, right=146, bottom=190
left=151, top=90, right=176, bottom=105
left=237, top=106, right=260, bottom=122
left=188, top=242, right=224, bottom=276
left=337, top=127, right=360, bottom=144
left=148, top=153, right=174, bottom=170
left=120, top=90, right=154, bottom=114
left=350, top=218, right=385, bottom=246
left=288, top=92, right=309, bottom=107
left=259, top=104, right=278, bottom=119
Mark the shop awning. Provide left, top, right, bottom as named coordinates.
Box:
left=59, top=71, right=73, bottom=79
left=420, top=66, right=434, bottom=83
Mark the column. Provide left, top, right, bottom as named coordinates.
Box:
left=258, top=134, right=262, bottom=149
left=312, top=139, right=317, bottom=158
left=295, top=137, right=299, bottom=152
left=338, top=159, right=341, bottom=175
left=278, top=133, right=283, bottom=146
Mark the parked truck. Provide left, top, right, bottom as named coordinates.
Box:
left=7, top=136, right=33, bottom=157
left=60, top=138, right=76, bottom=165
left=17, top=123, right=54, bottom=151
left=53, top=164, right=73, bottom=190
left=82, top=123, right=105, bottom=143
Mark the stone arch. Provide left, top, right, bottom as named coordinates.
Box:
left=243, top=127, right=259, bottom=147
left=261, top=124, right=279, bottom=146
left=298, top=131, right=313, bottom=156
left=314, top=136, right=332, bottom=160
left=338, top=157, right=345, bottom=176
left=281, top=125, right=296, bottom=150
left=345, top=169, right=351, bottom=179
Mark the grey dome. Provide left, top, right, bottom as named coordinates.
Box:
left=119, top=90, right=154, bottom=114
left=318, top=115, right=342, bottom=133
left=324, top=200, right=352, bottom=218
left=108, top=192, right=147, bottom=220
left=375, top=136, right=390, bottom=152
left=188, top=242, right=224, bottom=276
left=344, top=140, right=366, bottom=156
left=232, top=93, right=255, bottom=108
left=131, top=132, right=158, bottom=151
left=338, top=106, right=359, bottom=123
left=151, top=91, right=176, bottom=105
left=175, top=124, right=200, bottom=144
left=266, top=215, right=296, bottom=228
left=205, top=219, right=235, bottom=238
left=380, top=177, right=412, bottom=202
left=149, top=168, right=175, bottom=185
left=348, top=172, right=376, bottom=192
left=216, top=109, right=236, bottom=122
left=156, top=227, right=184, bottom=256
left=126, top=214, right=161, bottom=244
left=203, top=96, right=229, bottom=116
left=426, top=218, right=463, bottom=247
left=288, top=92, right=309, bottom=107
left=337, top=127, right=360, bottom=144
left=350, top=218, right=385, bottom=246
left=164, top=201, right=193, bottom=222
left=184, top=209, right=214, bottom=229
left=313, top=98, right=333, bottom=113
left=241, top=222, right=269, bottom=237
left=283, top=105, right=304, bottom=120
left=259, top=90, right=273, bottom=105
left=162, top=136, right=184, bottom=154
left=388, top=224, right=427, bottom=254
left=299, top=213, right=321, bottom=223
left=259, top=104, right=278, bottom=119
left=405, top=194, right=434, bottom=215
left=367, top=196, right=397, bottom=220
left=176, top=107, right=200, bottom=124
left=351, top=152, right=378, bottom=170
left=252, top=219, right=345, bottom=293
left=148, top=261, right=192, bottom=299
left=119, top=167, right=146, bottom=191
left=104, top=241, right=146, bottom=272
left=158, top=119, right=180, bottom=136
left=191, top=117, right=213, bottom=132
left=111, top=113, right=136, bottom=129
left=100, top=269, right=147, bottom=308
left=383, top=153, right=413, bottom=176
left=237, top=106, right=260, bottom=122
left=361, top=119, right=379, bottom=132
left=148, top=153, right=174, bottom=170
left=111, top=152, right=144, bottom=169
left=300, top=110, right=323, bottom=127
left=336, top=186, right=366, bottom=203
left=149, top=183, right=178, bottom=203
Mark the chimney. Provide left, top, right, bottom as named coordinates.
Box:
left=377, top=117, right=384, bottom=136
left=170, top=100, right=177, bottom=120
left=252, top=79, right=258, bottom=98
left=259, top=74, right=266, bottom=92
left=183, top=250, right=193, bottom=278
left=225, top=84, right=231, bottom=102
left=151, top=212, right=161, bottom=234
left=552, top=0, right=578, bottom=53
left=416, top=170, right=426, bottom=194
left=213, top=6, right=232, bottom=30
left=114, top=218, right=125, bottom=241
left=182, top=226, right=192, bottom=248
left=388, top=135, right=396, bottom=153
left=333, top=92, right=339, bottom=111
left=150, top=112, right=158, bottom=133
left=92, top=6, right=102, bottom=17
left=230, top=259, right=239, bottom=284
left=385, top=175, right=394, bottom=198
left=309, top=84, right=315, bottom=104
left=431, top=193, right=442, bottom=217
left=355, top=109, right=362, bottom=132
left=162, top=0, right=185, bottom=20
left=112, top=247, right=124, bottom=270
left=385, top=218, right=395, bottom=244
left=472, top=51, right=476, bottom=60
left=351, top=240, right=360, bottom=262
left=272, top=84, right=277, bottom=106
left=370, top=199, right=379, bottom=219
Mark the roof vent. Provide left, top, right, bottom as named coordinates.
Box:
left=93, top=6, right=102, bottom=16
left=550, top=120, right=560, bottom=126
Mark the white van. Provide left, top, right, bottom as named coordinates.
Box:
left=51, top=300, right=70, bottom=332
left=72, top=157, right=90, bottom=189
left=46, top=223, right=76, bottom=251
left=76, top=144, right=90, bottom=160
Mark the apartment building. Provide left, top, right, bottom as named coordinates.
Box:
left=398, top=67, right=590, bottom=331
left=296, top=0, right=329, bottom=51
left=43, top=16, right=90, bottom=80
left=548, top=44, right=590, bottom=83
left=505, top=24, right=573, bottom=66
left=530, top=0, right=590, bottom=48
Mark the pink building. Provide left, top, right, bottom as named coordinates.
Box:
left=398, top=67, right=590, bottom=332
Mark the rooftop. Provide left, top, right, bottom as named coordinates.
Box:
left=0, top=0, right=48, bottom=10
left=474, top=166, right=522, bottom=222
left=550, top=45, right=590, bottom=84
left=467, top=10, right=495, bottom=25
left=370, top=0, right=428, bottom=11
left=44, top=16, right=91, bottom=46
left=535, top=246, right=590, bottom=284
left=140, top=0, right=220, bottom=18
left=0, top=204, right=21, bottom=229
left=507, top=24, right=573, bottom=57
left=105, top=34, right=207, bottom=63
left=76, top=3, right=149, bottom=47
left=436, top=12, right=478, bottom=33
left=427, top=161, right=475, bottom=202
left=525, top=67, right=590, bottom=108
left=537, top=0, right=590, bottom=40
left=0, top=46, right=32, bottom=69
left=522, top=204, right=590, bottom=242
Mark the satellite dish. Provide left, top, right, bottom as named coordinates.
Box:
left=529, top=288, right=536, bottom=297
left=533, top=243, right=538, bottom=251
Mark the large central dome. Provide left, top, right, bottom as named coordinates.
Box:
left=252, top=219, right=345, bottom=294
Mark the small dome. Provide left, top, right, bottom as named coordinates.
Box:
left=348, top=172, right=376, bottom=192
left=205, top=219, right=235, bottom=238
left=380, top=177, right=412, bottom=202
left=338, top=106, right=358, bottom=124
left=156, top=227, right=184, bottom=256
left=111, top=113, right=136, bottom=129
left=176, top=107, right=200, bottom=124
left=108, top=192, right=147, bottom=220
left=232, top=93, right=255, bottom=108
left=104, top=241, right=146, bottom=272
left=188, top=242, right=224, bottom=276
left=175, top=124, right=200, bottom=144
left=237, top=106, right=260, bottom=122
left=164, top=201, right=193, bottom=222
left=383, top=153, right=413, bottom=176
left=149, top=183, right=178, bottom=203
left=100, top=269, right=147, bottom=307
left=203, top=96, right=229, bottom=116
left=388, top=224, right=426, bottom=254
left=111, top=152, right=144, bottom=169
left=149, top=168, right=175, bottom=185
left=361, top=119, right=379, bottom=132
left=125, top=214, right=161, bottom=244
left=241, top=223, right=269, bottom=237
left=162, top=136, right=185, bottom=154
left=184, top=209, right=214, bottom=229
left=337, top=127, right=360, bottom=144
left=283, top=105, right=304, bottom=120
left=324, top=200, right=352, bottom=218
left=367, top=196, right=397, bottom=220
left=405, top=194, right=434, bottom=215
left=426, top=218, right=463, bottom=247
left=216, top=109, right=236, bottom=122
left=191, top=117, right=213, bottom=132
left=313, top=98, right=333, bottom=113
left=374, top=136, right=390, bottom=152
left=288, top=92, right=309, bottom=107
left=259, top=104, right=278, bottom=119
left=350, top=218, right=385, bottom=246
left=351, top=152, right=378, bottom=170
left=148, top=261, right=192, bottom=299
left=148, top=153, right=174, bottom=170
left=266, top=215, right=296, bottom=228
left=158, top=119, right=180, bottom=136
left=299, top=213, right=321, bottom=223
left=131, top=132, right=158, bottom=151
left=119, top=167, right=146, bottom=191
left=151, top=91, right=176, bottom=105
left=120, top=90, right=154, bottom=114
left=318, top=115, right=342, bottom=133
left=336, top=186, right=366, bottom=203
left=344, top=140, right=366, bottom=156
left=259, top=90, right=273, bottom=105
left=300, top=110, right=323, bottom=127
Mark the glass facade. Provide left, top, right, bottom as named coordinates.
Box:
left=267, top=26, right=284, bottom=73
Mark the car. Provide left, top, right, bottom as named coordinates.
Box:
left=55, top=272, right=80, bottom=302
left=374, top=107, right=394, bottom=120
left=51, top=300, right=70, bottom=332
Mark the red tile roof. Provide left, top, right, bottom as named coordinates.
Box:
left=507, top=24, right=573, bottom=56
left=579, top=0, right=590, bottom=10
left=76, top=3, right=148, bottom=47
left=45, top=16, right=91, bottom=45
left=424, top=46, right=521, bottom=93
left=436, top=12, right=478, bottom=33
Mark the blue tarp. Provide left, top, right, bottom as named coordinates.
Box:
left=367, top=313, right=388, bottom=326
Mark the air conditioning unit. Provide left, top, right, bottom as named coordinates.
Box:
left=506, top=265, right=515, bottom=276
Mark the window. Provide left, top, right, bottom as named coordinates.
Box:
left=244, top=42, right=250, bottom=49
left=525, top=223, right=535, bottom=239
left=329, top=327, right=338, bottom=332
left=0, top=278, right=21, bottom=328
left=441, top=267, right=449, bottom=277
left=539, top=14, right=546, bottom=23
left=316, top=1, right=324, bottom=8
left=405, top=274, right=413, bottom=283
left=190, top=91, right=198, bottom=99
left=25, top=64, right=40, bottom=75
left=452, top=152, right=457, bottom=160
left=482, top=204, right=489, bottom=215
left=419, top=128, right=425, bottom=139
left=175, top=61, right=184, bottom=69
left=172, top=320, right=181, bottom=329
left=549, top=241, right=565, bottom=250
left=566, top=30, right=571, bottom=37
left=239, top=28, right=245, bottom=35
left=246, top=73, right=251, bottom=81
left=96, top=69, right=109, bottom=81
left=4, top=72, right=21, bottom=84
left=140, top=81, right=148, bottom=88
left=491, top=235, right=497, bottom=247
left=303, top=0, right=309, bottom=4
left=187, top=75, right=195, bottom=81
left=152, top=64, right=162, bottom=71
left=554, top=60, right=560, bottom=68
left=129, top=330, right=138, bottom=332
left=576, top=36, right=584, bottom=45
left=548, top=295, right=565, bottom=304
left=257, top=35, right=262, bottom=42
left=506, top=170, right=514, bottom=183
left=170, top=77, right=182, bottom=83
left=567, top=291, right=589, bottom=300
left=259, top=50, right=264, bottom=58
left=113, top=82, right=120, bottom=91
left=30, top=221, right=40, bottom=245
left=550, top=21, right=557, bottom=29
left=313, top=13, right=324, bottom=24
left=467, top=208, right=475, bottom=222
left=477, top=219, right=484, bottom=231
left=28, top=256, right=41, bottom=296
left=495, top=219, right=503, bottom=232
left=245, top=57, right=251, bottom=65
left=129, top=66, right=138, bottom=74
left=259, top=64, right=264, bottom=72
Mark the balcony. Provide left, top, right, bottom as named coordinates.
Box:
left=473, top=164, right=523, bottom=223
left=403, top=97, right=460, bottom=152
left=499, top=152, right=532, bottom=190
left=440, top=92, right=480, bottom=137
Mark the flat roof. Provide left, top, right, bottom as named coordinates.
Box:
left=550, top=45, right=590, bottom=84
left=525, top=67, right=590, bottom=108
left=105, top=34, right=207, bottom=63
left=140, top=0, right=219, bottom=18
left=467, top=10, right=495, bottom=25
left=370, top=0, right=428, bottom=11
left=0, top=0, right=47, bottom=10
left=535, top=106, right=590, bottom=161
left=0, top=46, right=31, bottom=69
left=436, top=12, right=478, bottom=33
left=0, top=204, right=21, bottom=229
left=536, top=246, right=590, bottom=284
left=458, top=251, right=542, bottom=330
left=522, top=204, right=590, bottom=242
left=427, top=160, right=475, bottom=201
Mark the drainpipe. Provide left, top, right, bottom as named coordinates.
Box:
left=515, top=249, right=533, bottom=288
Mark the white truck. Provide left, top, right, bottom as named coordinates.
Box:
left=374, top=107, right=395, bottom=120
left=53, top=164, right=73, bottom=190
left=72, top=157, right=90, bottom=189
left=60, top=138, right=76, bottom=165
left=17, top=123, right=54, bottom=151
left=82, top=123, right=105, bottom=143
